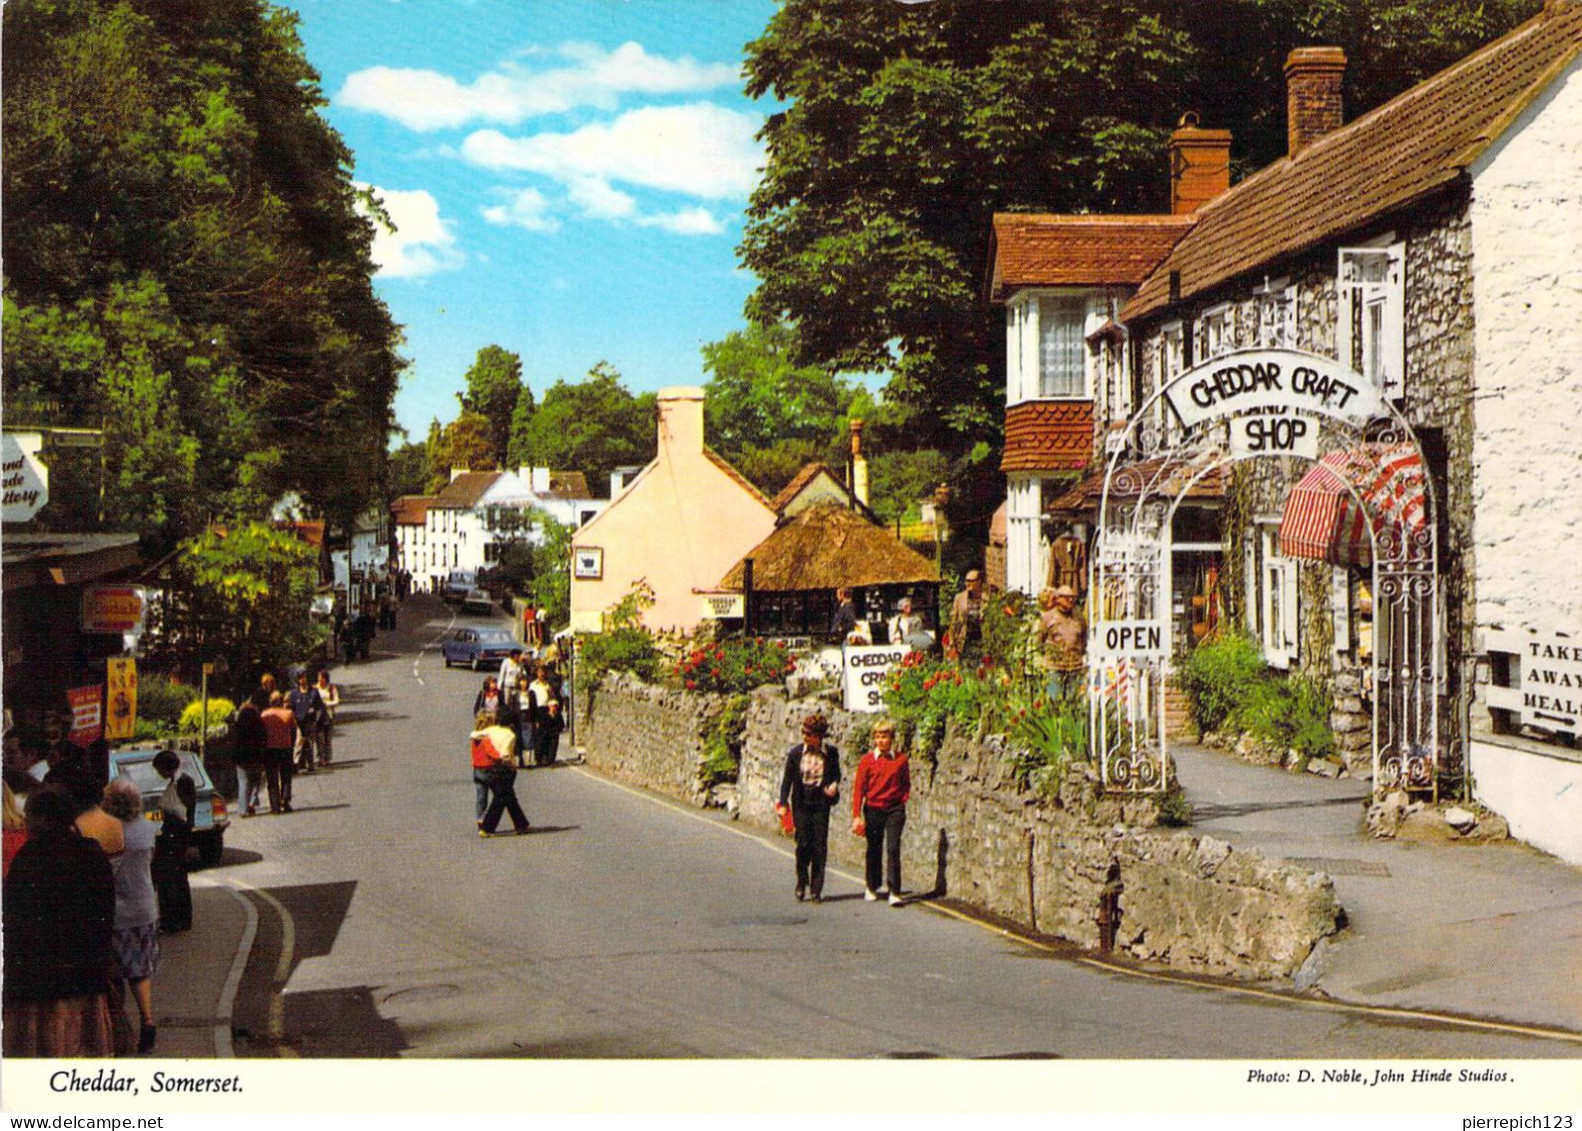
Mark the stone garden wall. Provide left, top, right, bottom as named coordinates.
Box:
left=581, top=674, right=1341, bottom=982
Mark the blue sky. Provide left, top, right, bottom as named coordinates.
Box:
left=288, top=0, right=779, bottom=444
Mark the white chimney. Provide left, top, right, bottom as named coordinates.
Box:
left=531, top=467, right=551, bottom=494
left=450, top=466, right=468, bottom=483
left=657, top=386, right=706, bottom=455
left=849, top=419, right=870, bottom=508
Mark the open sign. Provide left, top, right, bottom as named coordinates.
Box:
left=1093, top=621, right=1165, bottom=657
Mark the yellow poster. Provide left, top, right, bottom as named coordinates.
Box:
left=105, top=657, right=138, bottom=741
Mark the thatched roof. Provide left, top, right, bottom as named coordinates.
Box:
left=718, top=504, right=940, bottom=593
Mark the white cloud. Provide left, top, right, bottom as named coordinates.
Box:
left=358, top=186, right=462, bottom=278
left=566, top=177, right=636, bottom=221
left=337, top=41, right=739, bottom=132
left=637, top=207, right=723, bottom=236
left=460, top=102, right=762, bottom=200
left=481, top=187, right=560, bottom=232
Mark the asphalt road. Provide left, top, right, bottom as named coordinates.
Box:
left=207, top=600, right=1578, bottom=1060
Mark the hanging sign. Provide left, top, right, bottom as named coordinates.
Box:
left=2, top=432, right=49, bottom=522
left=842, top=643, right=908, bottom=713
left=105, top=658, right=139, bottom=741
left=700, top=594, right=745, bottom=620
left=67, top=685, right=104, bottom=747
left=1164, top=349, right=1383, bottom=432
left=82, top=585, right=146, bottom=634
left=1092, top=620, right=1166, bottom=658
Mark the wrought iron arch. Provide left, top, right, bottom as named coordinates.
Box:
left=1087, top=348, right=1440, bottom=798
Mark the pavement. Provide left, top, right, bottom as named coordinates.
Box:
left=134, top=628, right=1582, bottom=1056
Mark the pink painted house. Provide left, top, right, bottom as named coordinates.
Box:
left=568, top=387, right=776, bottom=634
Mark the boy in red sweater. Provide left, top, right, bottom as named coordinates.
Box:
left=851, top=718, right=910, bottom=906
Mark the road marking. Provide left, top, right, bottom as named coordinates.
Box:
left=194, top=877, right=256, bottom=1058
left=573, top=765, right=1582, bottom=1047
left=218, top=874, right=300, bottom=1058
left=412, top=608, right=460, bottom=686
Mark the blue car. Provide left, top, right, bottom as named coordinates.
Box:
left=442, top=626, right=517, bottom=671
left=107, top=747, right=230, bottom=867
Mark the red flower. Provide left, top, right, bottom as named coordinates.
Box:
left=686, top=680, right=697, bottom=690
left=711, top=668, right=721, bottom=677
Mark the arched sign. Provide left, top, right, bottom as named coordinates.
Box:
left=1089, top=348, right=1440, bottom=800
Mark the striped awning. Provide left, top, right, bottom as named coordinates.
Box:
left=1279, top=445, right=1427, bottom=567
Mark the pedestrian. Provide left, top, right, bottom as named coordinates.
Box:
left=150, top=750, right=195, bottom=934
left=1036, top=585, right=1087, bottom=699
left=1, top=784, right=117, bottom=1058
left=851, top=718, right=911, bottom=906
left=288, top=670, right=329, bottom=774
left=511, top=673, right=534, bottom=768
left=314, top=668, right=340, bottom=767
left=775, top=712, right=842, bottom=903
left=948, top=569, right=986, bottom=659
left=472, top=675, right=501, bottom=718
left=60, top=763, right=125, bottom=859
left=102, top=777, right=160, bottom=1055
left=498, top=647, right=525, bottom=697
left=3, top=779, right=29, bottom=877
left=887, top=596, right=926, bottom=647
left=259, top=690, right=297, bottom=813
left=231, top=693, right=268, bottom=817
left=830, top=586, right=859, bottom=641
left=470, top=710, right=530, bottom=837
left=529, top=663, right=564, bottom=767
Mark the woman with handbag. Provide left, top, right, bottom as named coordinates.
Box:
left=775, top=712, right=841, bottom=903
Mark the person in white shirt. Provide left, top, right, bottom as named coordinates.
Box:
left=888, top=596, right=926, bottom=647
left=497, top=648, right=525, bottom=696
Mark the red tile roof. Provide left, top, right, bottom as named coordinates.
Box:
left=1123, top=3, right=1582, bottom=323
left=1001, top=401, right=1095, bottom=473
left=390, top=495, right=433, bottom=526
left=431, top=471, right=503, bottom=510
left=986, top=214, right=1198, bottom=301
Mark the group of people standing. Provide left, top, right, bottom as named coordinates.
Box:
left=1, top=750, right=190, bottom=1058
left=775, top=712, right=912, bottom=907
left=466, top=648, right=566, bottom=836
left=231, top=667, right=340, bottom=817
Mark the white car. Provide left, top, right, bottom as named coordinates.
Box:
left=462, top=588, right=493, bottom=615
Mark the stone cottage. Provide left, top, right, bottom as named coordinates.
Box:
left=987, top=3, right=1582, bottom=862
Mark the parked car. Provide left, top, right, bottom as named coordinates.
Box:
left=442, top=626, right=517, bottom=670
left=107, top=746, right=230, bottom=867
left=442, top=570, right=476, bottom=604
left=462, top=587, right=493, bottom=615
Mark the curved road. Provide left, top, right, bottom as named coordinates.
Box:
left=205, top=598, right=1578, bottom=1060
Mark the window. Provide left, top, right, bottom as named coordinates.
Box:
left=1006, top=476, right=1044, bottom=596
left=1254, top=277, right=1297, bottom=348
left=1196, top=304, right=1233, bottom=361
left=1247, top=524, right=1299, bottom=670
left=1155, top=322, right=1186, bottom=447
left=1338, top=242, right=1404, bottom=397
left=1007, top=294, right=1092, bottom=402
left=1039, top=297, right=1087, bottom=397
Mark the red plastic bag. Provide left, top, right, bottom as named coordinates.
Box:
left=777, top=805, right=795, bottom=835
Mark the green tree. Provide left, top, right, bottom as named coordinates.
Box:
left=520, top=362, right=656, bottom=496
left=157, top=520, right=323, bottom=680
left=742, top=0, right=1541, bottom=465
left=387, top=440, right=430, bottom=498
left=2, top=0, right=404, bottom=552
left=427, top=410, right=497, bottom=491
left=527, top=511, right=573, bottom=630
left=505, top=382, right=537, bottom=470
left=701, top=323, right=858, bottom=457
left=458, top=345, right=524, bottom=467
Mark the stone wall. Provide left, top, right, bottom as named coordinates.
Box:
left=582, top=675, right=1341, bottom=982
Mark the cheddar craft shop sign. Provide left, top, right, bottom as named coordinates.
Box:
left=1163, top=349, right=1386, bottom=448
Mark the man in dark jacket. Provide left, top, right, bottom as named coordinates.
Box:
left=286, top=671, right=327, bottom=774
left=232, top=694, right=268, bottom=816
left=775, top=712, right=842, bottom=903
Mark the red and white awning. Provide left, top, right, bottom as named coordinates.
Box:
left=1279, top=445, right=1426, bottom=567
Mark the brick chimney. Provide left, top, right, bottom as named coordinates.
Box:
left=1168, top=113, right=1231, bottom=214
left=848, top=419, right=870, bottom=508
left=1285, top=47, right=1346, bottom=155
left=657, top=386, right=706, bottom=456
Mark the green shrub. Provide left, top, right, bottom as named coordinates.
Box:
left=1230, top=674, right=1335, bottom=762
left=576, top=628, right=662, bottom=696
left=1156, top=785, right=1193, bottom=827
left=1002, top=687, right=1090, bottom=797
left=676, top=637, right=796, bottom=695
left=131, top=717, right=163, bottom=742
left=882, top=650, right=994, bottom=761
left=1176, top=632, right=1267, bottom=732
left=702, top=694, right=751, bottom=785
left=179, top=697, right=235, bottom=733
left=137, top=673, right=199, bottom=728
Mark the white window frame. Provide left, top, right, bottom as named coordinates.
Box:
left=1006, top=475, right=1045, bottom=596
left=1155, top=321, right=1185, bottom=446
left=1196, top=303, right=1233, bottom=361
left=1250, top=523, right=1299, bottom=670
left=1006, top=292, right=1094, bottom=404
left=1337, top=240, right=1404, bottom=398
left=1253, top=276, right=1297, bottom=348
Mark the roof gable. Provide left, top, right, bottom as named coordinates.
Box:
left=431, top=471, right=504, bottom=509
left=987, top=214, right=1197, bottom=302
left=1123, top=4, right=1582, bottom=323
left=771, top=462, right=852, bottom=515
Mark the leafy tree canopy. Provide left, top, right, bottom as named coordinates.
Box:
left=742, top=0, right=1541, bottom=463
left=458, top=344, right=525, bottom=468
left=519, top=362, right=656, bottom=497
left=2, top=0, right=404, bottom=553
left=427, top=409, right=497, bottom=491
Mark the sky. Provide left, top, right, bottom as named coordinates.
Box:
left=287, top=0, right=780, bottom=445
